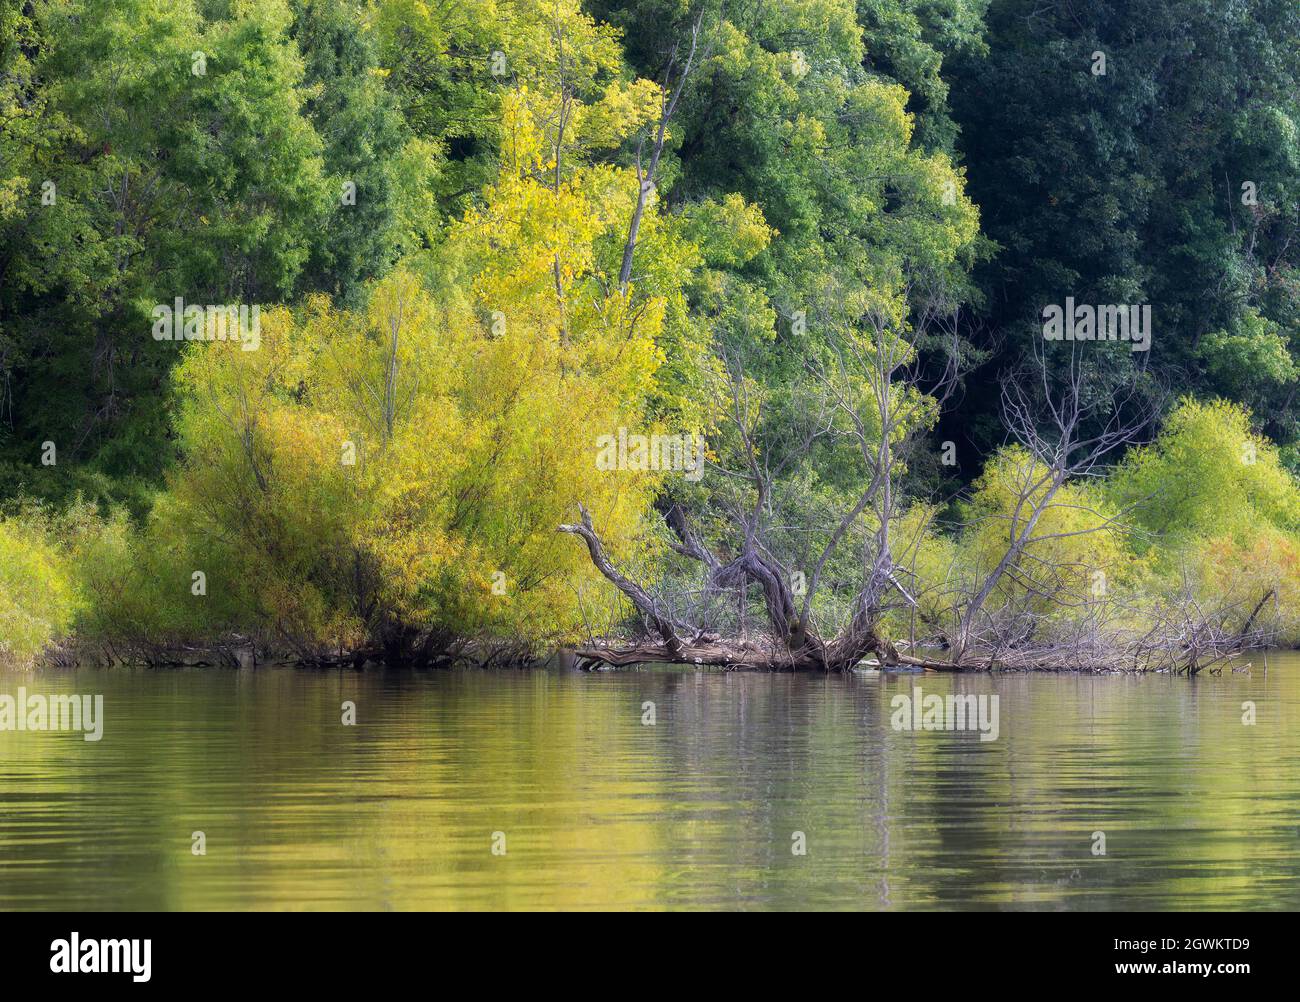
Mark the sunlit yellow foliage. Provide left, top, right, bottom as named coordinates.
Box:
left=960, top=445, right=1135, bottom=615
left=1106, top=399, right=1300, bottom=642
left=878, top=503, right=958, bottom=640
left=457, top=86, right=717, bottom=428
left=0, top=513, right=78, bottom=665
left=1109, top=397, right=1300, bottom=546
left=108, top=67, right=731, bottom=656
left=1190, top=528, right=1300, bottom=645
left=365, top=0, right=657, bottom=169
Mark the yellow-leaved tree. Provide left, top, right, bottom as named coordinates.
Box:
left=92, top=33, right=723, bottom=662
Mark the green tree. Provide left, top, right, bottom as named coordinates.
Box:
left=949, top=0, right=1300, bottom=455
left=1, top=0, right=331, bottom=506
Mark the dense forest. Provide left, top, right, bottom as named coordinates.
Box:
left=3, top=0, right=1300, bottom=671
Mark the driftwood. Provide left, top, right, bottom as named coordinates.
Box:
left=565, top=628, right=1269, bottom=675
left=559, top=499, right=1276, bottom=675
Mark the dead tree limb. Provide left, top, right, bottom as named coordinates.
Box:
left=559, top=504, right=685, bottom=656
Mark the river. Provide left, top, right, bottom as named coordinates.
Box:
left=1, top=656, right=1297, bottom=909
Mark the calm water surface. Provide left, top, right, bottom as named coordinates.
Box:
left=2, top=656, right=1298, bottom=910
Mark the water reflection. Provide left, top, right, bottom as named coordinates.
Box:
left=1, top=658, right=1297, bottom=910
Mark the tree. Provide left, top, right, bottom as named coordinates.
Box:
left=1, top=0, right=333, bottom=505
left=947, top=346, right=1157, bottom=661
left=101, top=60, right=712, bottom=663
left=289, top=0, right=442, bottom=304
left=948, top=0, right=1300, bottom=458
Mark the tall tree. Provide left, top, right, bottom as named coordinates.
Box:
left=1, top=0, right=333, bottom=505
left=949, top=0, right=1300, bottom=456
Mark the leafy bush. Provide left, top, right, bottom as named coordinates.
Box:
left=0, top=511, right=78, bottom=665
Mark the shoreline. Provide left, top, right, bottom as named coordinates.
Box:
left=13, top=642, right=1275, bottom=676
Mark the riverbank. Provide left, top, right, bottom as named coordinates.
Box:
left=24, top=635, right=1274, bottom=676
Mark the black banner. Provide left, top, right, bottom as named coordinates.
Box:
left=0, top=911, right=1287, bottom=989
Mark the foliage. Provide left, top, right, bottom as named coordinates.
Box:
left=956, top=445, right=1133, bottom=616
left=1108, top=398, right=1300, bottom=548
left=0, top=511, right=79, bottom=665
left=91, top=69, right=712, bottom=658
left=947, top=0, right=1300, bottom=454
left=7, top=0, right=1300, bottom=663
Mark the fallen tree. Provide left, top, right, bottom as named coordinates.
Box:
left=560, top=338, right=1278, bottom=674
